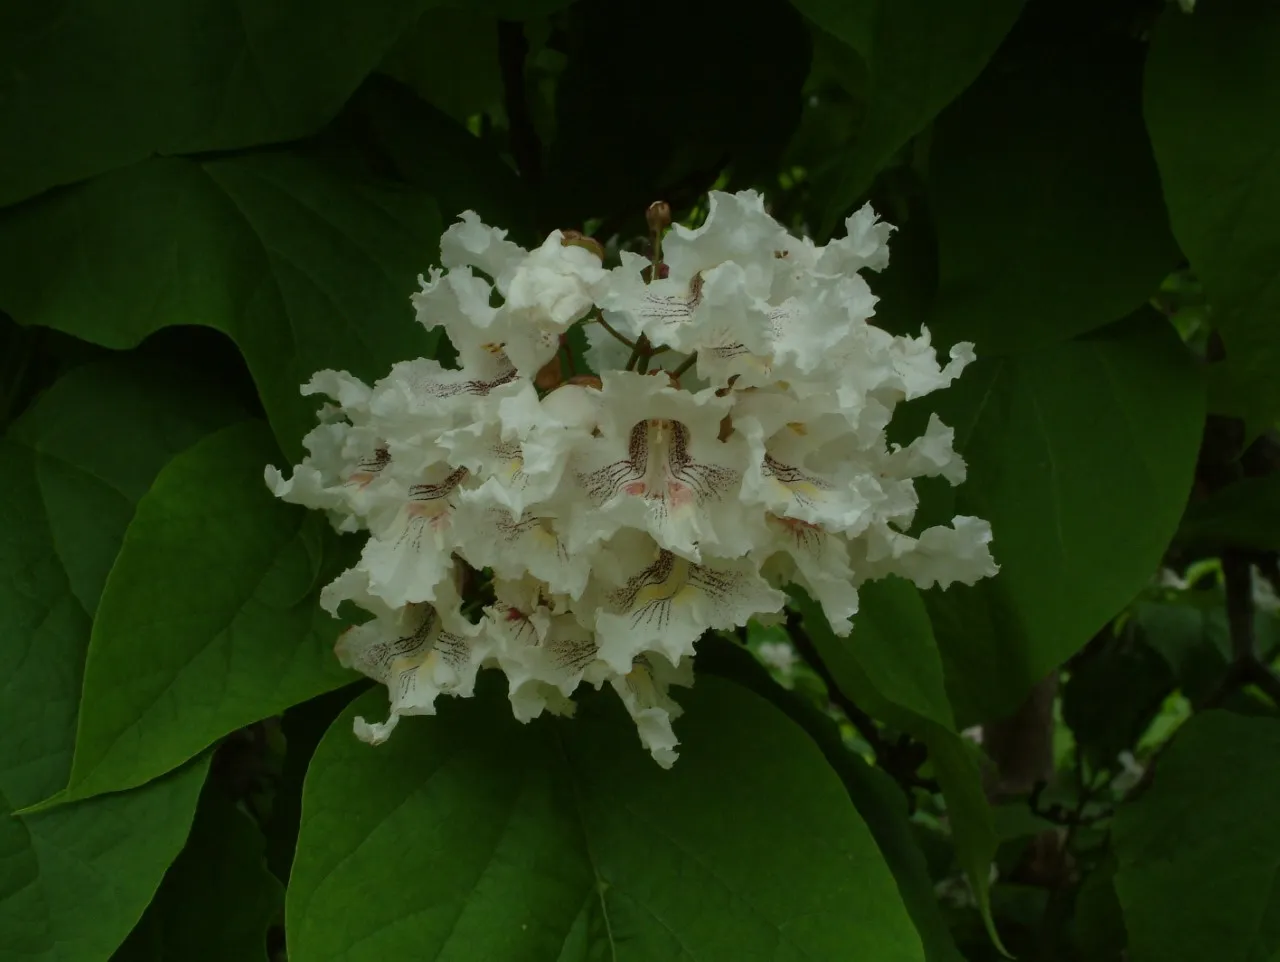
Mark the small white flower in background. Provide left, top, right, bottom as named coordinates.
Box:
left=1251, top=566, right=1280, bottom=616
left=757, top=640, right=798, bottom=677
left=267, top=190, right=998, bottom=767
left=934, top=862, right=999, bottom=909
left=1110, top=750, right=1146, bottom=795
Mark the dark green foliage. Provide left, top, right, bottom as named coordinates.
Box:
left=1, top=2, right=1278, bottom=961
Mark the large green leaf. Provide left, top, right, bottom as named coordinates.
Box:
left=793, top=0, right=1023, bottom=232
left=0, top=358, right=244, bottom=810
left=288, top=677, right=926, bottom=962
left=0, top=0, right=440, bottom=205
left=350, top=76, right=535, bottom=240
left=0, top=758, right=208, bottom=962
left=791, top=590, right=1002, bottom=951
left=111, top=784, right=283, bottom=962
left=0, top=153, right=440, bottom=458
left=917, top=313, right=1204, bottom=723
left=379, top=9, right=503, bottom=126
left=1144, top=0, right=1280, bottom=421
left=63, top=421, right=355, bottom=803
left=1113, top=711, right=1280, bottom=962
left=927, top=37, right=1178, bottom=352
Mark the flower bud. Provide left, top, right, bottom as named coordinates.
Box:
left=646, top=201, right=672, bottom=233
left=534, top=355, right=563, bottom=391
left=560, top=229, right=605, bottom=261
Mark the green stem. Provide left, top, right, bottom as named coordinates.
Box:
left=670, top=352, right=698, bottom=380
left=625, top=334, right=651, bottom=372
left=595, top=312, right=637, bottom=350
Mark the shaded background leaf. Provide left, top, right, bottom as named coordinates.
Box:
left=0, top=358, right=245, bottom=810
left=0, top=153, right=440, bottom=457
left=65, top=421, right=356, bottom=802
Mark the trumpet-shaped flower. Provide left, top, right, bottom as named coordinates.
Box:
left=267, top=192, right=997, bottom=767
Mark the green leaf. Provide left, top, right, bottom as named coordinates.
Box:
left=64, top=421, right=355, bottom=802
left=0, top=0, right=438, bottom=205
left=442, top=0, right=576, bottom=15
left=1073, top=854, right=1127, bottom=962
left=379, top=9, right=503, bottom=125
left=845, top=577, right=956, bottom=730
left=0, top=153, right=440, bottom=458
left=916, top=313, right=1204, bottom=723
left=790, top=590, right=1003, bottom=953
left=1144, top=0, right=1280, bottom=421
left=926, top=37, right=1178, bottom=352
left=111, top=784, right=283, bottom=962
left=0, top=358, right=244, bottom=810
left=0, top=757, right=209, bottom=962
left=350, top=76, right=535, bottom=240
left=1113, top=711, right=1280, bottom=962
left=838, top=759, right=968, bottom=962
left=288, top=676, right=927, bottom=962
left=794, top=0, right=1023, bottom=232
left=1178, top=474, right=1280, bottom=552
left=264, top=684, right=367, bottom=884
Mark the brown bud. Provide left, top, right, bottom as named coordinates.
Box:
left=560, top=229, right=605, bottom=261
left=718, top=414, right=734, bottom=442
left=534, top=355, right=563, bottom=391
left=641, top=262, right=670, bottom=283
left=646, top=201, right=672, bottom=233
left=565, top=374, right=603, bottom=390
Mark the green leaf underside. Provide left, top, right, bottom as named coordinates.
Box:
left=65, top=420, right=355, bottom=802
left=1113, top=711, right=1280, bottom=962
left=288, top=676, right=926, bottom=962
left=0, top=153, right=440, bottom=459
left=1144, top=0, right=1280, bottom=422
left=916, top=313, right=1205, bottom=724
left=0, top=0, right=435, bottom=205
left=111, top=784, right=283, bottom=962
left=0, top=757, right=209, bottom=962
left=0, top=358, right=245, bottom=810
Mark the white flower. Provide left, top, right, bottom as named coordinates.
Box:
left=326, top=572, right=488, bottom=745
left=565, top=371, right=750, bottom=561
left=266, top=195, right=998, bottom=766
left=588, top=534, right=786, bottom=672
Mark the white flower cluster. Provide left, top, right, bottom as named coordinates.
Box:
left=266, top=191, right=997, bottom=766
